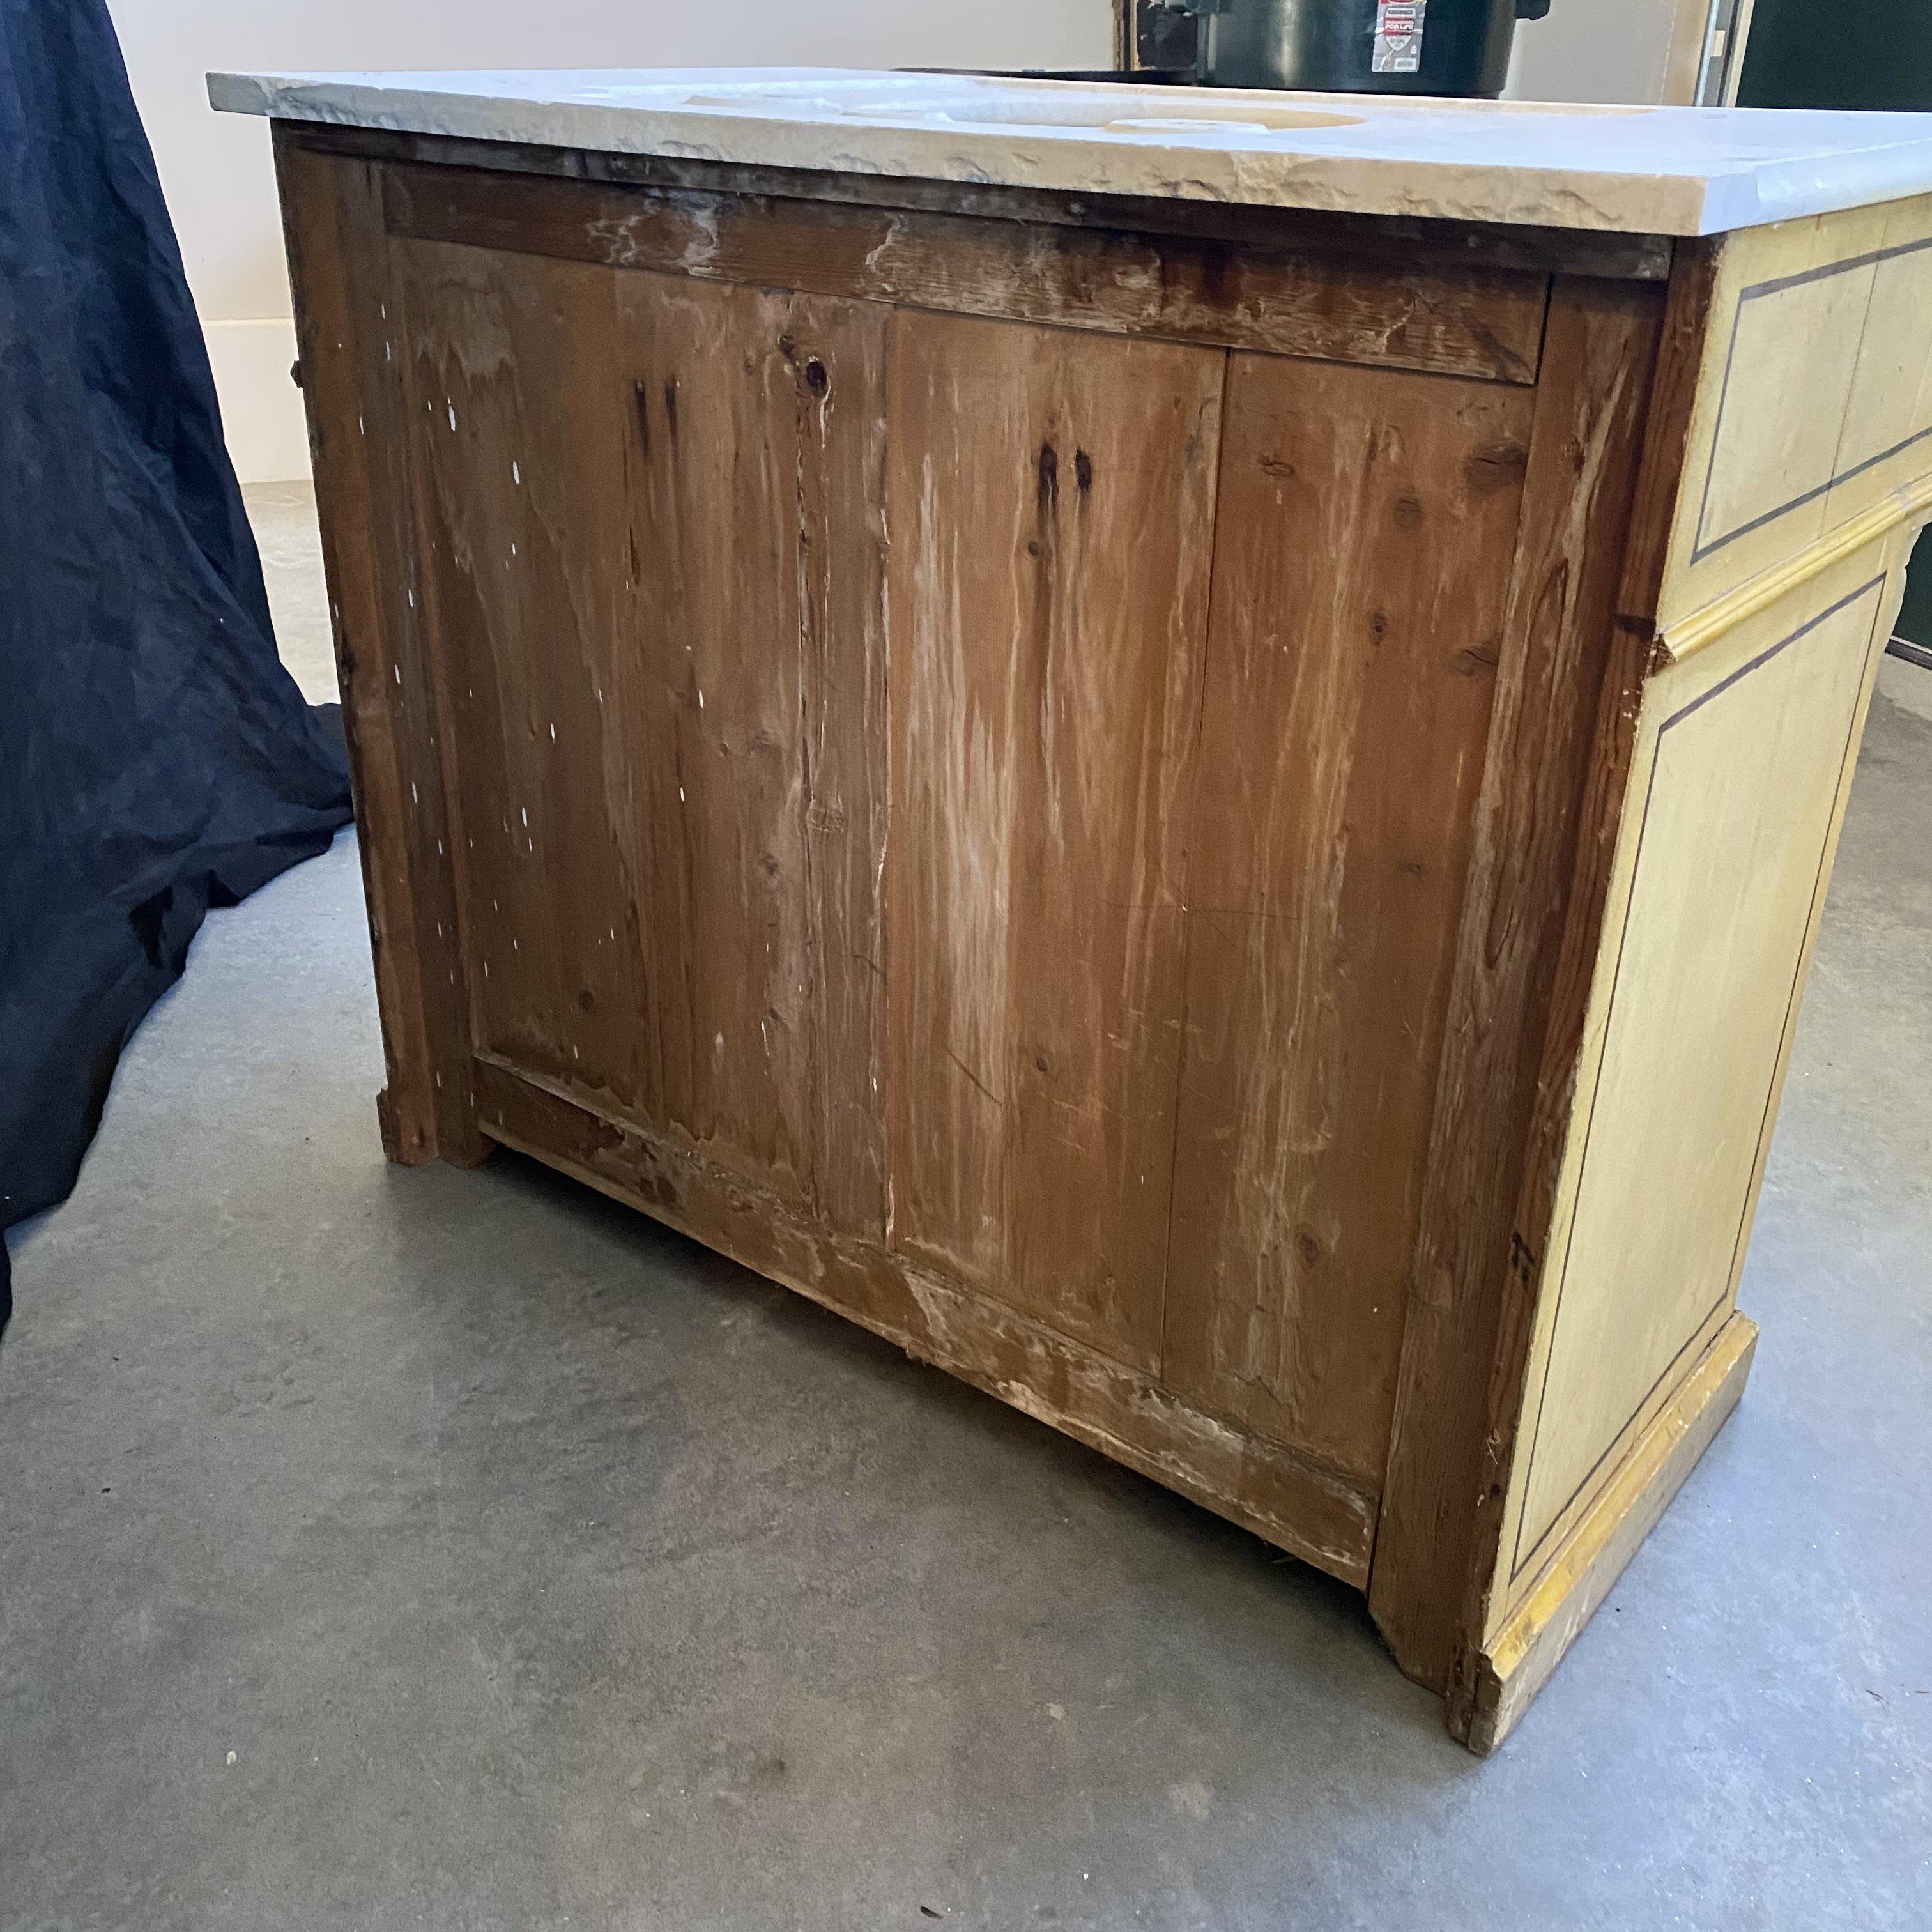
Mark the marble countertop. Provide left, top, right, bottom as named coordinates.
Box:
left=209, top=67, right=1932, bottom=237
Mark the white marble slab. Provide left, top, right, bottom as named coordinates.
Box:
left=209, top=66, right=1932, bottom=237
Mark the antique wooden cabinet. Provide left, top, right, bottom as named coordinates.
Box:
left=220, top=70, right=1932, bottom=1749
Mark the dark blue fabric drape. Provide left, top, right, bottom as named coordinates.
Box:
left=0, top=0, right=353, bottom=1328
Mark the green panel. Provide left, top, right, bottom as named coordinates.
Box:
left=1899, top=530, right=1932, bottom=649
left=1738, top=0, right=1932, bottom=112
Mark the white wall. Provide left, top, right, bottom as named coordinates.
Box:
left=107, top=2, right=1114, bottom=481
left=1506, top=0, right=1703, bottom=105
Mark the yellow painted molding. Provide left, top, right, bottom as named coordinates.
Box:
left=1662, top=471, right=1932, bottom=666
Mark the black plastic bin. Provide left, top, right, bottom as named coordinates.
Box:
left=1201, top=0, right=1551, bottom=100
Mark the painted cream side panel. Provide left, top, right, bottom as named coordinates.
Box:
left=1492, top=549, right=1892, bottom=1620
left=1828, top=198, right=1932, bottom=511
left=1658, top=193, right=1932, bottom=632
left=1690, top=257, right=1875, bottom=556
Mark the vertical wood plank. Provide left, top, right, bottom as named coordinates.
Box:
left=1368, top=278, right=1667, bottom=1691
left=1160, top=356, right=1535, bottom=1489
left=273, top=136, right=480, bottom=1164
left=394, top=239, right=636, bottom=1117
left=884, top=311, right=1224, bottom=1372
left=786, top=298, right=895, bottom=1239
left=615, top=277, right=892, bottom=1223
left=395, top=239, right=891, bottom=1232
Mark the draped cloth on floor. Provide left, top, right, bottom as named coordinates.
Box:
left=0, top=0, right=353, bottom=1329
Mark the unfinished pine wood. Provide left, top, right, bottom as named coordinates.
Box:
left=298, top=120, right=1679, bottom=284
left=1493, top=553, right=1892, bottom=1611
left=381, top=158, right=1549, bottom=385
left=1367, top=279, right=1666, bottom=1692
left=1615, top=238, right=1723, bottom=636
left=610, top=273, right=891, bottom=1221
left=397, top=237, right=893, bottom=1226
left=1160, top=354, right=1533, bottom=1489
left=274, top=132, right=481, bottom=1165
left=883, top=310, right=1222, bottom=1372
left=395, top=240, right=637, bottom=1115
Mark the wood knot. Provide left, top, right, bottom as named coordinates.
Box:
left=1466, top=441, right=1529, bottom=493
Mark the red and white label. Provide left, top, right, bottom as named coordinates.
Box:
left=1372, top=0, right=1427, bottom=74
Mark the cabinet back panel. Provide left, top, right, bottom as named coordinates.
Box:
left=882, top=310, right=1225, bottom=1372
left=400, top=237, right=892, bottom=1225
left=1162, top=353, right=1536, bottom=1485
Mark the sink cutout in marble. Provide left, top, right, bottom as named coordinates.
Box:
left=674, top=84, right=1611, bottom=139
left=828, top=96, right=1363, bottom=135
left=686, top=92, right=847, bottom=113
left=1105, top=114, right=1361, bottom=135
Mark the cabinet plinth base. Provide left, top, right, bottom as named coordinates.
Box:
left=1450, top=1312, right=1759, bottom=1754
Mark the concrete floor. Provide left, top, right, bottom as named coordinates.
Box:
left=3, top=484, right=1929, bottom=1931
